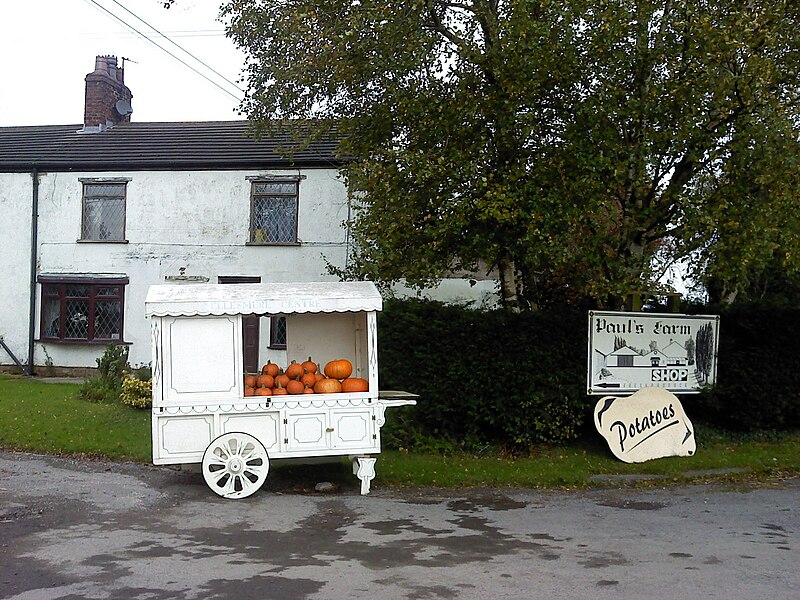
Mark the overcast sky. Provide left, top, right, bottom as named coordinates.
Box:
left=0, top=0, right=248, bottom=126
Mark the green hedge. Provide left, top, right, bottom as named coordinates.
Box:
left=377, top=299, right=590, bottom=452
left=377, top=299, right=800, bottom=452
left=692, top=305, right=800, bottom=431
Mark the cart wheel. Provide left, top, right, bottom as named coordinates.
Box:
left=202, top=432, right=269, bottom=499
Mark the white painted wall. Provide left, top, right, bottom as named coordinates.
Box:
left=1, top=166, right=499, bottom=372
left=1, top=167, right=351, bottom=370
left=0, top=173, right=34, bottom=368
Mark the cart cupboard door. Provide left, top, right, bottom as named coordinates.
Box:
left=330, top=408, right=377, bottom=451
left=160, top=316, right=243, bottom=404
left=286, top=411, right=330, bottom=453
left=220, top=413, right=281, bottom=454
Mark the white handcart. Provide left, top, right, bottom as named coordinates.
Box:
left=144, top=281, right=416, bottom=499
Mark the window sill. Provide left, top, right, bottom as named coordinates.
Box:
left=245, top=241, right=301, bottom=247
left=36, top=339, right=132, bottom=346
left=76, top=239, right=129, bottom=244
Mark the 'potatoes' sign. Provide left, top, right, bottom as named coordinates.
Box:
left=594, top=388, right=696, bottom=463
left=587, top=311, right=719, bottom=394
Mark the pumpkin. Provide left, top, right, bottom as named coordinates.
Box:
left=324, top=359, right=353, bottom=380
left=302, top=386, right=315, bottom=394
left=244, top=386, right=255, bottom=397
left=261, top=361, right=280, bottom=377
left=255, top=387, right=273, bottom=396
left=300, top=372, right=317, bottom=388
left=272, top=381, right=289, bottom=395
left=341, top=377, right=369, bottom=392
left=274, top=373, right=290, bottom=388
left=244, top=374, right=258, bottom=388
left=286, top=379, right=305, bottom=395
left=285, top=360, right=304, bottom=380
left=314, top=377, right=343, bottom=394
left=301, top=357, right=318, bottom=374
left=314, top=372, right=325, bottom=383
left=256, top=374, right=274, bottom=389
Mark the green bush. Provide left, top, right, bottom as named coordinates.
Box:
left=121, top=376, right=152, bottom=409
left=377, top=299, right=800, bottom=452
left=378, top=299, right=589, bottom=453
left=694, top=305, right=800, bottom=431
left=79, top=344, right=130, bottom=403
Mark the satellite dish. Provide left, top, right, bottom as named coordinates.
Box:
left=115, top=99, right=133, bottom=116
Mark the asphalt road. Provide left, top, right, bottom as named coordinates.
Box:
left=0, top=451, right=796, bottom=599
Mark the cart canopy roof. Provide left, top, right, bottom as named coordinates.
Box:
left=145, top=281, right=382, bottom=317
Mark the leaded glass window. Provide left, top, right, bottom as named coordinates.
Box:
left=82, top=182, right=126, bottom=241
left=39, top=278, right=126, bottom=342
left=250, top=180, right=299, bottom=244
left=269, top=315, right=287, bottom=349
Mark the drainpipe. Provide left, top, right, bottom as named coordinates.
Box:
left=27, top=166, right=39, bottom=375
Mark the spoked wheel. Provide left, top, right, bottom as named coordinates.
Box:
left=202, top=432, right=269, bottom=499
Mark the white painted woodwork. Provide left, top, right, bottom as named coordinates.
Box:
left=146, top=281, right=415, bottom=495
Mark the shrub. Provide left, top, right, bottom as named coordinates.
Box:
left=121, top=376, right=152, bottom=409
left=378, top=299, right=590, bottom=453
left=694, top=305, right=800, bottom=431
left=79, top=345, right=129, bottom=403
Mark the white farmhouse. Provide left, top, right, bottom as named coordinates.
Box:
left=0, top=56, right=497, bottom=375
left=0, top=56, right=355, bottom=374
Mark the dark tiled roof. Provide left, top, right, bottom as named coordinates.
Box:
left=0, top=121, right=345, bottom=172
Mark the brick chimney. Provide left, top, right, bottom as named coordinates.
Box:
left=83, top=55, right=133, bottom=130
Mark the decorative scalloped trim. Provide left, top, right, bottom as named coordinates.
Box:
left=155, top=397, right=382, bottom=415
left=147, top=306, right=379, bottom=317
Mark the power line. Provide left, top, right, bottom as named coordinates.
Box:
left=82, top=0, right=243, bottom=102
left=107, top=0, right=244, bottom=93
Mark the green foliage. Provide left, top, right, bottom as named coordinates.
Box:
left=79, top=345, right=130, bottom=404
left=695, top=305, right=800, bottom=431
left=379, top=299, right=800, bottom=452
left=120, top=377, right=153, bottom=409
left=378, top=299, right=589, bottom=453
left=224, top=0, right=800, bottom=308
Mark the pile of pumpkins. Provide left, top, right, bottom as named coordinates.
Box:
left=243, top=357, right=369, bottom=397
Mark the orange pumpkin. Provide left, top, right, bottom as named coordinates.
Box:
left=255, top=387, right=273, bottom=396
left=300, top=372, right=317, bottom=388
left=341, top=377, right=369, bottom=392
left=301, top=357, right=318, bottom=374
left=261, top=361, right=280, bottom=377
left=302, top=386, right=315, bottom=394
left=275, top=373, right=290, bottom=388
left=256, top=373, right=274, bottom=389
left=285, top=360, right=304, bottom=380
left=272, top=381, right=289, bottom=395
left=286, top=379, right=305, bottom=395
left=244, top=374, right=258, bottom=388
left=314, top=372, right=325, bottom=383
left=314, top=377, right=343, bottom=394
left=324, top=359, right=353, bottom=380
left=244, top=386, right=255, bottom=397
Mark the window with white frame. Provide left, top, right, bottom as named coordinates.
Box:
left=80, top=180, right=128, bottom=241
left=249, top=179, right=299, bottom=244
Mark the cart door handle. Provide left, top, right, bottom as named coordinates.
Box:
left=326, top=427, right=334, bottom=432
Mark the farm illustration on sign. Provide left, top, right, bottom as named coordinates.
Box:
left=587, top=312, right=719, bottom=394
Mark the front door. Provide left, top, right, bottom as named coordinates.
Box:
left=218, top=276, right=261, bottom=373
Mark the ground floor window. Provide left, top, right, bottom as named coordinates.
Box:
left=270, top=315, right=287, bottom=349
left=39, top=275, right=128, bottom=342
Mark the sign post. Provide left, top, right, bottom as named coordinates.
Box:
left=587, top=311, right=720, bottom=395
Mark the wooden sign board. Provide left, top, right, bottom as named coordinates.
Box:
left=587, top=311, right=719, bottom=395
left=594, top=388, right=696, bottom=463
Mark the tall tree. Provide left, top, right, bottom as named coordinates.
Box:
left=223, top=0, right=800, bottom=309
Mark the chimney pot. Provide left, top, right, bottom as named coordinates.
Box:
left=84, top=55, right=133, bottom=129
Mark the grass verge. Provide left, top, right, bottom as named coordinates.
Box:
left=1, top=375, right=798, bottom=489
